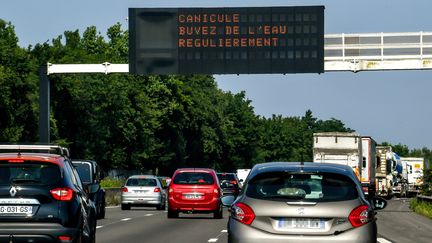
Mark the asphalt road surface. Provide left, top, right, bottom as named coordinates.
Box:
left=96, top=198, right=431, bottom=243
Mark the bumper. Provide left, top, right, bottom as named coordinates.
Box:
left=0, top=222, right=79, bottom=243
left=121, top=194, right=162, bottom=205
left=227, top=218, right=377, bottom=243
left=168, top=197, right=220, bottom=212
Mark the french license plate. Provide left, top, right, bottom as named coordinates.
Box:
left=134, top=190, right=148, bottom=194
left=277, top=218, right=325, bottom=229
left=0, top=206, right=33, bottom=214
left=184, top=194, right=202, bottom=199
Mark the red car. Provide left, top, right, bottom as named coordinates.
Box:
left=167, top=168, right=223, bottom=219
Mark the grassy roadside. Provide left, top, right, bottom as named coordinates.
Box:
left=410, top=198, right=432, bottom=219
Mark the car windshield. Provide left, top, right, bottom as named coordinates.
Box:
left=173, top=172, right=214, bottom=185
left=126, top=178, right=157, bottom=187
left=73, top=163, right=92, bottom=184
left=0, top=162, right=61, bottom=186
left=246, top=172, right=358, bottom=202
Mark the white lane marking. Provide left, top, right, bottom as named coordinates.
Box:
left=96, top=226, right=103, bottom=229
left=221, top=230, right=227, bottom=233
left=106, top=206, right=120, bottom=209
left=208, top=239, right=218, bottom=242
left=121, top=218, right=132, bottom=221
left=144, top=214, right=153, bottom=216
left=378, top=238, right=392, bottom=243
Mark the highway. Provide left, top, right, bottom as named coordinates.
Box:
left=96, top=198, right=431, bottom=243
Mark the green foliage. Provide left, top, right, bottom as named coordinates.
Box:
left=410, top=198, right=432, bottom=219
left=422, top=169, right=432, bottom=196
left=100, top=177, right=125, bottom=188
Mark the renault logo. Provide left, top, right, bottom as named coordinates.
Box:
left=9, top=186, right=17, bottom=197
left=298, top=207, right=305, bottom=215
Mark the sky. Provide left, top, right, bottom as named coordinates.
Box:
left=1, top=0, right=432, bottom=149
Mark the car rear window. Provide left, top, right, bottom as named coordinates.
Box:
left=246, top=172, right=358, bottom=202
left=0, top=162, right=61, bottom=186
left=73, top=163, right=92, bottom=184
left=173, top=172, right=214, bottom=185
left=126, top=178, right=157, bottom=187
left=217, top=174, right=238, bottom=188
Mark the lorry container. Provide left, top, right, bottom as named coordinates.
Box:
left=361, top=136, right=377, bottom=197
left=400, top=157, right=424, bottom=196
left=313, top=132, right=362, bottom=179
left=375, top=146, right=404, bottom=198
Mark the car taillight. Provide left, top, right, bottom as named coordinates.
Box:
left=230, top=180, right=237, bottom=185
left=348, top=205, right=371, bottom=227
left=58, top=235, right=72, bottom=242
left=8, top=159, right=24, bottom=163
left=154, top=188, right=161, bottom=193
left=50, top=188, right=74, bottom=201
left=121, top=187, right=128, bottom=192
left=231, top=202, right=255, bottom=225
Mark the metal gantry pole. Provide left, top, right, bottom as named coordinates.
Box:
left=38, top=65, right=50, bottom=143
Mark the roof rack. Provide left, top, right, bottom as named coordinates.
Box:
left=0, top=145, right=70, bottom=157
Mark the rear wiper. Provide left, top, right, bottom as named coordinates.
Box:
left=261, top=194, right=305, bottom=199
left=11, top=179, right=40, bottom=183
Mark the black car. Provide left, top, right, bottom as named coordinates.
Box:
left=0, top=145, right=97, bottom=243
left=72, top=160, right=106, bottom=219
left=217, top=173, right=241, bottom=197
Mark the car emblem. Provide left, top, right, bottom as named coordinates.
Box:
left=9, top=186, right=17, bottom=197
left=297, top=207, right=305, bottom=215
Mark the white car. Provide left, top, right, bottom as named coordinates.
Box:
left=121, top=175, right=166, bottom=210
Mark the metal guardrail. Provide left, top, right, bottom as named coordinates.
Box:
left=417, top=195, right=432, bottom=203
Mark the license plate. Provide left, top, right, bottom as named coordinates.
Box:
left=0, top=206, right=33, bottom=214
left=277, top=218, right=325, bottom=229
left=184, top=194, right=202, bottom=199
left=134, top=190, right=148, bottom=194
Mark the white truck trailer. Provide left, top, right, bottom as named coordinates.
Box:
left=313, top=132, right=362, bottom=179
left=361, top=137, right=377, bottom=197
left=400, top=157, right=424, bottom=196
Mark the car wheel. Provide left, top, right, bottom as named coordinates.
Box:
left=167, top=209, right=178, bottom=218
left=121, top=204, right=130, bottom=210
left=213, top=205, right=223, bottom=219
left=98, top=200, right=106, bottom=219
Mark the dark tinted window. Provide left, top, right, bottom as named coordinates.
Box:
left=217, top=173, right=236, bottom=181
left=173, top=172, right=214, bottom=185
left=0, top=162, right=61, bottom=186
left=73, top=163, right=92, bottom=184
left=246, top=172, right=358, bottom=202
left=126, top=178, right=157, bottom=187
left=217, top=173, right=239, bottom=188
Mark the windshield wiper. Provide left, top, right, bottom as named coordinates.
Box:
left=11, top=178, right=40, bottom=184
left=261, top=194, right=305, bottom=199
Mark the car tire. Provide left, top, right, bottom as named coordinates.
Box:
left=156, top=202, right=165, bottom=211
left=167, top=209, right=178, bottom=218
left=121, top=204, right=130, bottom=210
left=98, top=200, right=106, bottom=219
left=213, top=205, right=223, bottom=219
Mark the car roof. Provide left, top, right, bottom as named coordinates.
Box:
left=249, top=162, right=356, bottom=179
left=175, top=168, right=216, bottom=173
left=127, top=175, right=158, bottom=179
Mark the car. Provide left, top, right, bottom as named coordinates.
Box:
left=121, top=175, right=166, bottom=210
left=217, top=173, right=241, bottom=197
left=0, top=145, right=97, bottom=243
left=72, top=160, right=106, bottom=219
left=167, top=168, right=223, bottom=219
left=221, top=162, right=387, bottom=243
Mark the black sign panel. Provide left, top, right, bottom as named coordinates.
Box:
left=129, top=6, right=324, bottom=75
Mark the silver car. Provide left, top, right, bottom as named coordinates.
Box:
left=222, top=162, right=387, bottom=243
left=121, top=175, right=166, bottom=210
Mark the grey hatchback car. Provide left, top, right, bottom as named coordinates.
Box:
left=121, top=175, right=166, bottom=210
left=222, top=162, right=387, bottom=243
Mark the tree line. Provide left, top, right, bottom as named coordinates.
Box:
left=0, top=19, right=430, bottom=176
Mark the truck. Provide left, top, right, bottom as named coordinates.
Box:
left=361, top=136, right=377, bottom=197
left=313, top=132, right=362, bottom=179
left=375, top=146, right=405, bottom=198
left=400, top=157, right=424, bottom=196
left=236, top=169, right=251, bottom=188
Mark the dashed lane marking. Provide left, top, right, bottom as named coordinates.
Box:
left=121, top=218, right=132, bottom=221
left=221, top=230, right=227, bottom=233
left=96, top=226, right=103, bottom=229
left=378, top=238, right=392, bottom=243
left=208, top=239, right=218, bottom=242
left=144, top=214, right=153, bottom=216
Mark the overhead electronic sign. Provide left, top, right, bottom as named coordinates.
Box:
left=129, top=6, right=324, bottom=75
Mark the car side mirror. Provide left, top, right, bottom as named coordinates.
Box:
left=221, top=195, right=236, bottom=207
left=372, top=197, right=387, bottom=210
left=84, top=183, right=100, bottom=195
